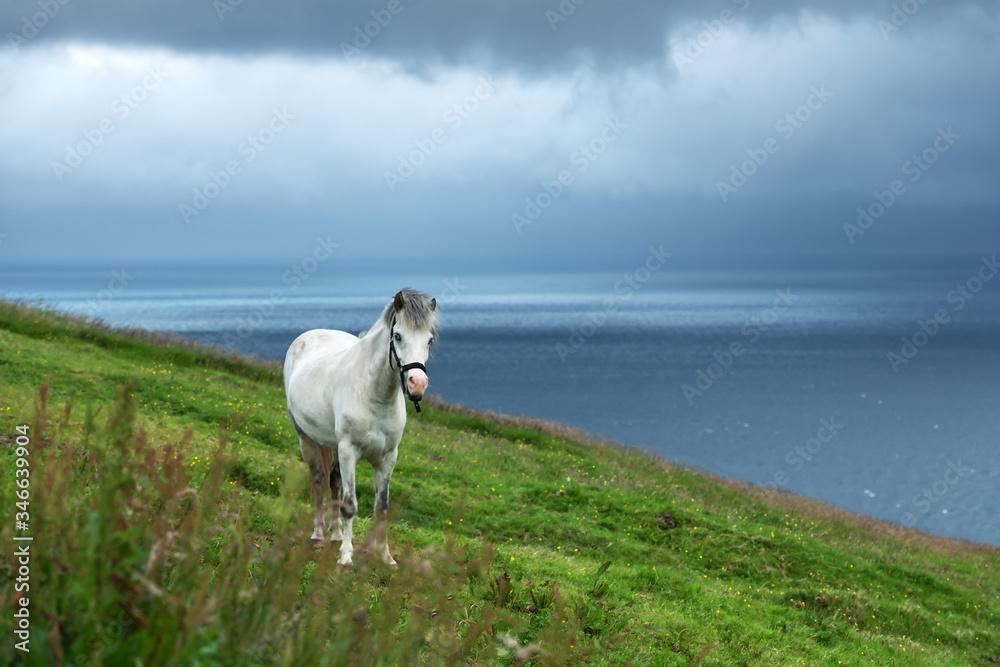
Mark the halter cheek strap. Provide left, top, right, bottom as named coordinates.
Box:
left=388, top=317, right=427, bottom=413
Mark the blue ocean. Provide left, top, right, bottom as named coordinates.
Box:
left=3, top=258, right=998, bottom=545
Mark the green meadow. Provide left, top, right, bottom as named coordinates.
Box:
left=0, top=300, right=997, bottom=666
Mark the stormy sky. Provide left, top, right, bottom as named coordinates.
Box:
left=1, top=0, right=998, bottom=268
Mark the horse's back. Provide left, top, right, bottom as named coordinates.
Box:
left=284, top=329, right=358, bottom=380
left=283, top=329, right=359, bottom=428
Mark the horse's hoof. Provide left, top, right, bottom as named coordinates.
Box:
left=338, top=554, right=354, bottom=567
left=311, top=530, right=325, bottom=541
left=329, top=530, right=344, bottom=542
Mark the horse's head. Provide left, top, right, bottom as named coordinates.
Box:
left=386, top=288, right=439, bottom=402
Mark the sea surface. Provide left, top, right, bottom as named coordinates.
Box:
left=3, top=260, right=998, bottom=545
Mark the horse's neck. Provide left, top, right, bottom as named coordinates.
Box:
left=360, top=324, right=400, bottom=405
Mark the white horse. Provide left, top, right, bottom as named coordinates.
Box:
left=283, top=288, right=438, bottom=566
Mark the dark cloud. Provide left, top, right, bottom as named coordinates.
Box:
left=1, top=0, right=998, bottom=266
left=5, top=0, right=994, bottom=71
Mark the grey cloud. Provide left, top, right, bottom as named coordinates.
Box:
left=1, top=1, right=998, bottom=266
left=4, top=0, right=995, bottom=72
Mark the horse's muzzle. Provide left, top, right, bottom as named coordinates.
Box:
left=406, top=368, right=428, bottom=399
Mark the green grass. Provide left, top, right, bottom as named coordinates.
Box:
left=0, top=300, right=997, bottom=665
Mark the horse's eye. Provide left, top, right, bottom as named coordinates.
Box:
left=429, top=337, right=435, bottom=346
left=393, top=332, right=401, bottom=342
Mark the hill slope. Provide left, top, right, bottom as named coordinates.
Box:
left=0, top=301, right=997, bottom=666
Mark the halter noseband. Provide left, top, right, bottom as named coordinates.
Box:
left=388, top=315, right=427, bottom=413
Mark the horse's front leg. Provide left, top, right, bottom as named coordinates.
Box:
left=336, top=443, right=359, bottom=566
left=373, top=449, right=398, bottom=566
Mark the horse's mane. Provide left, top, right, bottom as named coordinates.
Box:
left=378, top=287, right=439, bottom=335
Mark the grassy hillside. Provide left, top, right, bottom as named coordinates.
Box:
left=0, top=300, right=997, bottom=666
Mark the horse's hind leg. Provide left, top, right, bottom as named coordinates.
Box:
left=372, top=449, right=398, bottom=566
left=299, top=433, right=331, bottom=542
left=327, top=449, right=344, bottom=542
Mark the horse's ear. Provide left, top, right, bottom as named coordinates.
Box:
left=430, top=298, right=436, bottom=311
left=393, top=291, right=405, bottom=311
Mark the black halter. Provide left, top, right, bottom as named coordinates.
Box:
left=388, top=316, right=427, bottom=413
